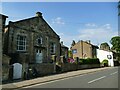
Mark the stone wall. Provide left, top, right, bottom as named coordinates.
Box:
left=61, top=63, right=100, bottom=72
left=2, top=65, right=10, bottom=81
left=29, top=63, right=55, bottom=75
left=61, top=63, right=78, bottom=72
left=77, top=64, right=100, bottom=70
left=2, top=55, right=11, bottom=81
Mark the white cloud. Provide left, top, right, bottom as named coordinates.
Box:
left=60, top=34, right=78, bottom=49
left=78, top=24, right=117, bottom=46
left=102, top=24, right=111, bottom=29
left=52, top=17, right=65, bottom=25
left=59, top=24, right=117, bottom=48
left=85, top=23, right=97, bottom=27
left=58, top=32, right=77, bottom=48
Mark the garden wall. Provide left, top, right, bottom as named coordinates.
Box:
left=61, top=63, right=78, bottom=72
left=77, top=64, right=100, bottom=69
left=29, top=63, right=55, bottom=75
left=61, top=64, right=100, bottom=72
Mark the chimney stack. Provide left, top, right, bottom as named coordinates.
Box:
left=36, top=12, right=42, bottom=17
left=61, top=41, right=63, bottom=45
left=86, top=40, right=91, bottom=44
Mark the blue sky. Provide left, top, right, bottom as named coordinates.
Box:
left=2, top=2, right=118, bottom=48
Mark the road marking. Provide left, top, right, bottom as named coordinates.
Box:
left=110, top=71, right=118, bottom=75
left=88, top=76, right=106, bottom=84
left=17, top=68, right=118, bottom=89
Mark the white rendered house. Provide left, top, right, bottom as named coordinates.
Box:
left=97, top=49, right=114, bottom=66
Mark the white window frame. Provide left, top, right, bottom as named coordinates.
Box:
left=17, top=35, right=26, bottom=51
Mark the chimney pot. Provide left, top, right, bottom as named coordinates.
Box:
left=36, top=12, right=42, bottom=17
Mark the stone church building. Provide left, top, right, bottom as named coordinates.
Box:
left=4, top=12, right=60, bottom=79
left=4, top=12, right=60, bottom=64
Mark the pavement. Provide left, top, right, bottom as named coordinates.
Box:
left=24, top=67, right=118, bottom=88
left=2, top=67, right=117, bottom=89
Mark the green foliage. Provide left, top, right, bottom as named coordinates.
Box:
left=78, top=58, right=100, bottom=65
left=102, top=59, right=108, bottom=64
left=100, top=42, right=110, bottom=50
left=68, top=50, right=73, bottom=58
left=110, top=36, right=120, bottom=53
left=100, top=42, right=109, bottom=46
left=101, top=59, right=108, bottom=66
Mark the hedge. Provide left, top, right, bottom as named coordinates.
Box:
left=78, top=58, right=100, bottom=65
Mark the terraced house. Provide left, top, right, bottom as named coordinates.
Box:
left=71, top=40, right=98, bottom=59
left=4, top=12, right=60, bottom=79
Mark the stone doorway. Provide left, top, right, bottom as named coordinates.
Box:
left=35, top=49, right=43, bottom=63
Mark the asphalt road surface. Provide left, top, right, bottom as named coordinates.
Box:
left=20, top=67, right=118, bottom=89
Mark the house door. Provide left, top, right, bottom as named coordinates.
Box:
left=13, top=63, right=22, bottom=79
left=35, top=49, right=43, bottom=63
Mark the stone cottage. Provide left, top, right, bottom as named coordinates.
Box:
left=60, top=41, right=68, bottom=63
left=71, top=40, right=98, bottom=59
left=4, top=12, right=60, bottom=79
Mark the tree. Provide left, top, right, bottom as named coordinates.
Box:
left=110, top=36, right=120, bottom=61
left=68, top=50, right=73, bottom=58
left=100, top=42, right=110, bottom=51
left=110, top=36, right=120, bottom=53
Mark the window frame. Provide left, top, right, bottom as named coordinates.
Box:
left=37, top=37, right=43, bottom=45
left=72, top=49, right=77, bottom=54
left=50, top=42, right=56, bottom=54
left=16, top=35, right=27, bottom=51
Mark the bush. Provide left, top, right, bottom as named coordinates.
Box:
left=78, top=58, right=100, bottom=65
left=101, top=59, right=108, bottom=67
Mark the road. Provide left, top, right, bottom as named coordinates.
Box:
left=20, top=67, right=118, bottom=89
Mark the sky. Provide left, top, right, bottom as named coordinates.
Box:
left=1, top=2, right=118, bottom=48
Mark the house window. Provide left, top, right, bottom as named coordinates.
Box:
left=50, top=43, right=56, bottom=54
left=72, top=49, right=77, bottom=54
left=37, top=37, right=42, bottom=44
left=17, top=35, right=26, bottom=51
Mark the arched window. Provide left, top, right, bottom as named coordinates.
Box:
left=37, top=37, right=42, bottom=45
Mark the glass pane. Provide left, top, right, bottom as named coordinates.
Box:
left=19, top=36, right=24, bottom=41
left=17, top=41, right=19, bottom=44
left=38, top=38, right=41, bottom=44
left=19, top=46, right=24, bottom=50
left=19, top=41, right=24, bottom=45
left=17, top=35, right=26, bottom=51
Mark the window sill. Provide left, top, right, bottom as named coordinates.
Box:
left=16, top=50, right=27, bottom=53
